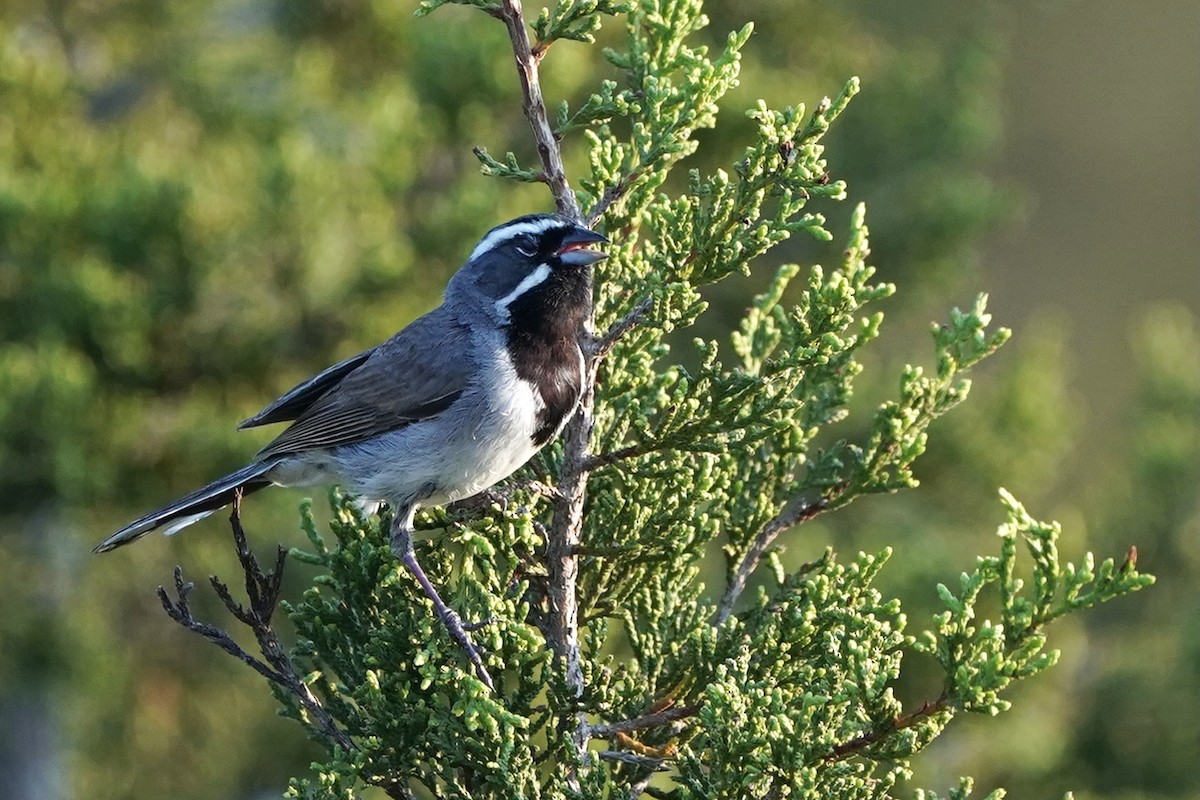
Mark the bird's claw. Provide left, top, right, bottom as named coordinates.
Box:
left=393, top=511, right=498, bottom=691
left=439, top=609, right=496, bottom=690
left=449, top=488, right=509, bottom=514
left=462, top=615, right=498, bottom=633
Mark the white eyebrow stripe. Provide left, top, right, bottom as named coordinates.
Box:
left=495, top=263, right=552, bottom=314
left=470, top=218, right=562, bottom=263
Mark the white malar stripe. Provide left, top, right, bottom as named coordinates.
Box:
left=469, top=217, right=561, bottom=263
left=495, top=263, right=552, bottom=314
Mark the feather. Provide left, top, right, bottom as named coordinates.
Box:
left=239, top=348, right=376, bottom=429
left=255, top=307, right=472, bottom=458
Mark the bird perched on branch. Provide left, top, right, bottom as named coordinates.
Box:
left=95, top=213, right=608, bottom=689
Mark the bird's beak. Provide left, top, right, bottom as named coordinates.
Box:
left=556, top=226, right=609, bottom=267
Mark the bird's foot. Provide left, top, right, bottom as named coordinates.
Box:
left=392, top=508, right=498, bottom=691
left=448, top=488, right=509, bottom=515
left=395, top=542, right=497, bottom=690
left=462, top=615, right=498, bottom=633
left=437, top=608, right=496, bottom=691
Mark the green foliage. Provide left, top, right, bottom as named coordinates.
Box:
left=280, top=485, right=1152, bottom=798
left=912, top=776, right=1010, bottom=800
left=0, top=1, right=1169, bottom=799
left=199, top=2, right=1151, bottom=797
left=532, top=0, right=633, bottom=48
left=285, top=494, right=548, bottom=794
left=919, top=490, right=1151, bottom=718
left=675, top=548, right=912, bottom=798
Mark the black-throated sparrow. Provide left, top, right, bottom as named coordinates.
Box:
left=95, top=213, right=608, bottom=689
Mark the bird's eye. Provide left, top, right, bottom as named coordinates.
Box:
left=515, top=236, right=537, bottom=257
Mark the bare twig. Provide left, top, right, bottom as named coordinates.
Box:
left=581, top=443, right=646, bottom=471
left=491, top=0, right=592, bottom=777
left=591, top=296, right=654, bottom=358
left=824, top=693, right=953, bottom=761
left=586, top=703, right=701, bottom=739
left=626, top=771, right=662, bottom=799
left=596, top=750, right=671, bottom=770
left=157, top=496, right=355, bottom=754
left=714, top=494, right=834, bottom=625
left=157, top=567, right=283, bottom=684
left=496, top=0, right=581, bottom=220
left=586, top=171, right=640, bottom=226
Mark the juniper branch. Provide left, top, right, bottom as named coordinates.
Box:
left=586, top=703, right=701, bottom=738
left=581, top=444, right=645, bottom=471
left=591, top=295, right=654, bottom=358
left=586, top=169, right=641, bottom=226
left=715, top=494, right=835, bottom=624
left=496, top=0, right=581, bottom=220
left=824, top=693, right=953, bottom=761
left=493, top=0, right=592, bottom=776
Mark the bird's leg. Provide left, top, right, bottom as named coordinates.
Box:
left=390, top=506, right=495, bottom=691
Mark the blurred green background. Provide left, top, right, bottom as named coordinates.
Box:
left=0, top=1, right=1196, bottom=798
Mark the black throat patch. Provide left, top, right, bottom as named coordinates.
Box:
left=504, top=265, right=590, bottom=447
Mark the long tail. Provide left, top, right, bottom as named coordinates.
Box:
left=93, top=461, right=276, bottom=553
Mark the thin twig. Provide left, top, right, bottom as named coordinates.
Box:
left=586, top=703, right=701, bottom=739
left=714, top=494, right=834, bottom=625
left=824, top=693, right=953, bottom=761
left=157, top=567, right=284, bottom=684
left=596, top=750, right=670, bottom=770
left=581, top=443, right=646, bottom=471
left=523, top=479, right=563, bottom=501
left=500, top=478, right=562, bottom=502
left=496, top=0, right=581, bottom=220
left=591, top=296, right=654, bottom=358
left=157, top=496, right=355, bottom=754
left=587, top=171, right=640, bottom=226
left=491, top=0, right=592, bottom=778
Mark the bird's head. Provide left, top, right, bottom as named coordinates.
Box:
left=448, top=214, right=608, bottom=319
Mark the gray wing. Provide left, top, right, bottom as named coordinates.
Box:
left=239, top=349, right=377, bottom=430
left=255, top=308, right=473, bottom=459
